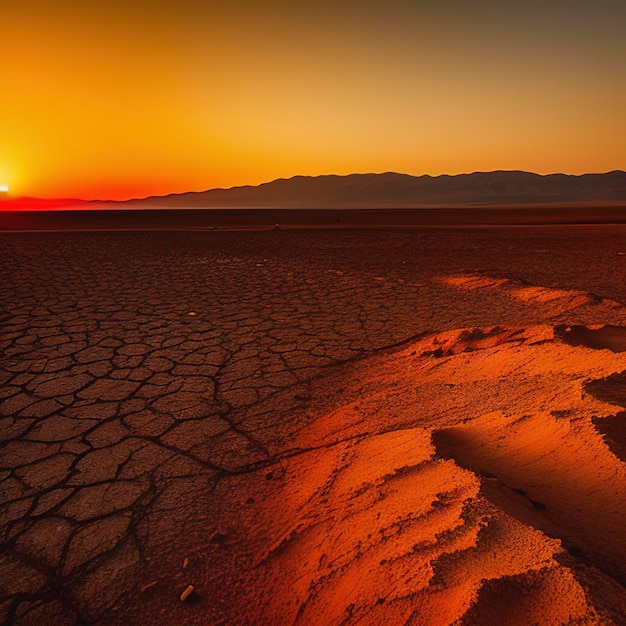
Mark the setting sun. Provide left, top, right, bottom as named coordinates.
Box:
left=0, top=185, right=8, bottom=193
left=2, top=2, right=625, bottom=200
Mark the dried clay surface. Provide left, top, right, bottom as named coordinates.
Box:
left=2, top=226, right=626, bottom=625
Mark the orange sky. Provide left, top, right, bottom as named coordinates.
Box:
left=2, top=1, right=625, bottom=200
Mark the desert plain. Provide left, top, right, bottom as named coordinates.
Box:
left=3, top=217, right=626, bottom=624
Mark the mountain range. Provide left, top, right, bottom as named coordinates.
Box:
left=2, top=171, right=626, bottom=211
left=119, top=170, right=626, bottom=209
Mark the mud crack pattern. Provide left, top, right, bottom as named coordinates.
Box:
left=2, top=227, right=626, bottom=624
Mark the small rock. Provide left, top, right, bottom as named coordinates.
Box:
left=180, top=585, right=195, bottom=602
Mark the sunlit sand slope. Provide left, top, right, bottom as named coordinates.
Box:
left=159, top=323, right=626, bottom=625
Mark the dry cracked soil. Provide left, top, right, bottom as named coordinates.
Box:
left=3, top=226, right=626, bottom=624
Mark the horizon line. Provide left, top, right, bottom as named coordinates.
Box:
left=2, top=168, right=625, bottom=204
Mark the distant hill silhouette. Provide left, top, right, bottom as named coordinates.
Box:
left=121, top=170, right=626, bottom=208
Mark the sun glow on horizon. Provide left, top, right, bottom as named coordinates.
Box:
left=0, top=185, right=8, bottom=193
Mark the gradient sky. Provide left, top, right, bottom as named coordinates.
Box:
left=2, top=0, right=625, bottom=200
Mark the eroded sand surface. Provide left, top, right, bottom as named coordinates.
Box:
left=2, top=227, right=626, bottom=624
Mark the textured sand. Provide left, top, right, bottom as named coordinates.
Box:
left=2, top=227, right=626, bottom=624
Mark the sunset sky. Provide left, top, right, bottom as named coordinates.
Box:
left=2, top=0, right=625, bottom=200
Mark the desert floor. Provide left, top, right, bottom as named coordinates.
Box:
left=3, top=225, right=626, bottom=624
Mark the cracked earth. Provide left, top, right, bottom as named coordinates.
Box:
left=2, top=226, right=626, bottom=624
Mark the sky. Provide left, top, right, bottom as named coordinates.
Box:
left=1, top=0, right=625, bottom=200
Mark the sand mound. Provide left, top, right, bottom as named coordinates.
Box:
left=439, top=273, right=622, bottom=319
left=152, top=324, right=626, bottom=625
left=511, top=285, right=589, bottom=305
left=457, top=566, right=594, bottom=626
left=433, top=409, right=626, bottom=586
left=437, top=275, right=509, bottom=290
